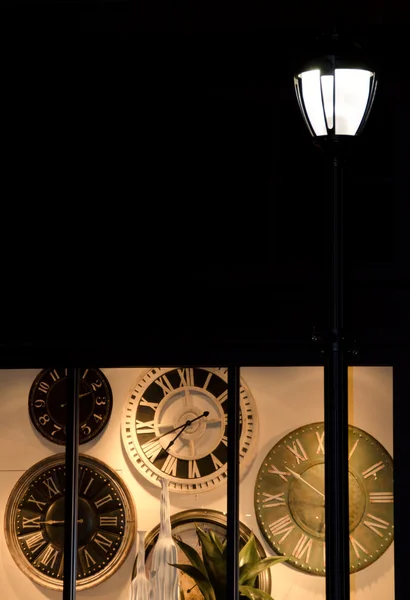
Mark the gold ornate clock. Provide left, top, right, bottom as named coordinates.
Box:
left=133, top=509, right=272, bottom=598
left=4, top=453, right=135, bottom=590
left=254, top=422, right=394, bottom=575
left=28, top=367, right=113, bottom=445
left=121, top=367, right=258, bottom=493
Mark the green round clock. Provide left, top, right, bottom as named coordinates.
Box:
left=254, top=422, right=394, bottom=575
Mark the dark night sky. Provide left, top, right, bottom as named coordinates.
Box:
left=1, top=2, right=409, bottom=348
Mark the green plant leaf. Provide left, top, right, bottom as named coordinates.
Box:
left=168, top=562, right=216, bottom=600
left=172, top=535, right=208, bottom=577
left=239, top=555, right=291, bottom=586
left=239, top=584, right=275, bottom=600
left=239, top=533, right=260, bottom=568
left=209, top=529, right=225, bottom=553
left=195, top=526, right=226, bottom=599
left=238, top=533, right=261, bottom=586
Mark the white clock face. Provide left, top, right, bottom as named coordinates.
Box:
left=121, top=367, right=258, bottom=493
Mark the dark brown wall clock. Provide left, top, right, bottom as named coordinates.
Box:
left=132, top=508, right=271, bottom=598
left=4, top=453, right=136, bottom=590
left=254, top=422, right=394, bottom=575
left=28, top=368, right=113, bottom=445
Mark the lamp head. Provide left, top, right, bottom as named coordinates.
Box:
left=294, top=32, right=378, bottom=148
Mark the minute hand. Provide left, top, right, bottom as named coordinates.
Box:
left=285, top=467, right=325, bottom=499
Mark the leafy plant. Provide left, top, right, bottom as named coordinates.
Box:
left=170, top=525, right=290, bottom=600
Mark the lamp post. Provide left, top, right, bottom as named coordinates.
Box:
left=294, top=33, right=377, bottom=600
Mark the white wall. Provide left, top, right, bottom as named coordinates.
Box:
left=0, top=367, right=394, bottom=600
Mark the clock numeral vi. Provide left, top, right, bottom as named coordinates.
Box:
left=39, top=544, right=60, bottom=569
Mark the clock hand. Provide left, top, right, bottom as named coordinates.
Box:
left=285, top=467, right=325, bottom=499
left=164, top=411, right=210, bottom=451
left=150, top=411, right=210, bottom=443
left=42, top=519, right=84, bottom=525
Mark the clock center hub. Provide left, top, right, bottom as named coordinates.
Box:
left=45, top=497, right=97, bottom=548
left=288, top=462, right=367, bottom=538
left=175, top=409, right=207, bottom=439
left=46, top=379, right=96, bottom=426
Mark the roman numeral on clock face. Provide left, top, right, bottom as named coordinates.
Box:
left=293, top=534, right=313, bottom=563
left=22, top=516, right=41, bottom=529
left=83, top=548, right=96, bottom=568
left=188, top=460, right=201, bottom=478
left=155, top=375, right=174, bottom=396
left=178, top=368, right=195, bottom=386
left=268, top=516, right=295, bottom=543
left=261, top=492, right=286, bottom=508
left=268, top=463, right=290, bottom=482
left=141, top=438, right=163, bottom=462
left=163, top=454, right=178, bottom=476
left=363, top=513, right=390, bottom=537
left=316, top=431, right=325, bottom=454
left=140, top=397, right=159, bottom=410
left=369, top=491, right=393, bottom=503
left=286, top=439, right=308, bottom=463
left=362, top=461, right=385, bottom=479
left=94, top=494, right=113, bottom=509
left=27, top=494, right=47, bottom=511
left=26, top=531, right=47, bottom=552
left=350, top=535, right=369, bottom=558
left=136, top=419, right=155, bottom=434
left=39, top=544, right=60, bottom=569
left=99, top=516, right=118, bottom=527
left=42, top=477, right=61, bottom=498
left=94, top=532, right=113, bottom=552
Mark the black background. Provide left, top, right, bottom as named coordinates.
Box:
left=1, top=1, right=409, bottom=358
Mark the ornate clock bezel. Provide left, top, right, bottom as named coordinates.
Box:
left=132, top=508, right=272, bottom=595
left=254, top=421, right=394, bottom=575
left=28, top=367, right=113, bottom=445
left=121, top=366, right=258, bottom=493
left=4, top=453, right=136, bottom=590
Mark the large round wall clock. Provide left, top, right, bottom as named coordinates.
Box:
left=121, top=367, right=258, bottom=493
left=254, top=422, right=394, bottom=575
left=4, top=453, right=136, bottom=591
left=132, top=509, right=271, bottom=598
left=28, top=367, right=113, bottom=445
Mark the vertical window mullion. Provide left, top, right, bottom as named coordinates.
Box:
left=227, top=365, right=240, bottom=600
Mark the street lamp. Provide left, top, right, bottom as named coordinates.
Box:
left=294, top=33, right=378, bottom=600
